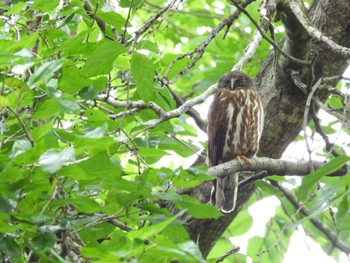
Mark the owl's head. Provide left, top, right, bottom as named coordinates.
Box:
left=218, top=70, right=255, bottom=90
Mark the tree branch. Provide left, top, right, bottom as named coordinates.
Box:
left=98, top=84, right=217, bottom=133
left=230, top=0, right=310, bottom=65
left=7, top=106, right=34, bottom=147
left=207, top=156, right=347, bottom=179
left=288, top=0, right=350, bottom=57
left=167, top=87, right=207, bottom=133
left=216, top=246, right=240, bottom=263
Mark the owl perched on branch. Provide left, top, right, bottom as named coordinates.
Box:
left=207, top=70, right=264, bottom=213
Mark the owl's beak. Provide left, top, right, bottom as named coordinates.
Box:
left=230, top=79, right=235, bottom=90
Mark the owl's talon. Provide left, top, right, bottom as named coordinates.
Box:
left=235, top=155, right=251, bottom=165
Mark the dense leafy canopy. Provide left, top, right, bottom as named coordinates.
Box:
left=0, top=0, right=349, bottom=262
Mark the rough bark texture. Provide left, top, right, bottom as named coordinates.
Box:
left=183, top=0, right=350, bottom=257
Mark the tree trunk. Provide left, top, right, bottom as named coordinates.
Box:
left=183, top=0, right=350, bottom=257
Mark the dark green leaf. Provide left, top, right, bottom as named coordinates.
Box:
left=30, top=232, right=57, bottom=252
left=0, top=234, right=22, bottom=260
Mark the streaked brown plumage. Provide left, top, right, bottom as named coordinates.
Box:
left=207, top=70, right=264, bottom=213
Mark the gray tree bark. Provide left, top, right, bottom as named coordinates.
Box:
left=182, top=0, right=350, bottom=257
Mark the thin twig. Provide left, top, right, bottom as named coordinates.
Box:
left=216, top=246, right=240, bottom=263
left=124, top=0, right=177, bottom=46
left=313, top=97, right=345, bottom=122
left=270, top=181, right=350, bottom=254
left=121, top=0, right=133, bottom=43
left=134, top=83, right=218, bottom=135
left=302, top=77, right=323, bottom=172
left=238, top=170, right=268, bottom=188
left=164, top=0, right=255, bottom=84
left=310, top=109, right=340, bottom=157
left=233, top=0, right=275, bottom=71
left=167, top=85, right=207, bottom=132
left=7, top=106, right=34, bottom=146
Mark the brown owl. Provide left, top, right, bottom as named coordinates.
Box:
left=207, top=70, right=264, bottom=213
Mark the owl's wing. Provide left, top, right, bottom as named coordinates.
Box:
left=207, top=92, right=226, bottom=166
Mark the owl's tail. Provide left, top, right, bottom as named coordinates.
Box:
left=210, top=173, right=239, bottom=213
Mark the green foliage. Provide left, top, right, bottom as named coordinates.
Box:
left=1, top=0, right=349, bottom=262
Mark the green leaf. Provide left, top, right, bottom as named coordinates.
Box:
left=62, top=197, right=101, bottom=213
left=29, top=232, right=56, bottom=252
left=131, top=53, right=155, bottom=101
left=128, top=214, right=178, bottom=240
left=0, top=234, right=22, bottom=260
left=79, top=152, right=121, bottom=180
left=297, top=156, right=350, bottom=201
left=38, top=148, right=75, bottom=173
left=27, top=60, right=63, bottom=88
left=227, top=209, right=253, bottom=236
left=0, top=96, right=10, bottom=109
left=85, top=109, right=110, bottom=122
left=255, top=181, right=283, bottom=198
left=30, top=0, right=59, bottom=12
left=31, top=99, right=61, bottom=119
left=173, top=168, right=213, bottom=188
left=57, top=97, right=80, bottom=114
left=81, top=40, right=126, bottom=77
left=84, top=123, right=108, bottom=138
left=59, top=66, right=92, bottom=94
left=31, top=122, right=53, bottom=143
left=175, top=195, right=222, bottom=219
left=119, top=0, right=144, bottom=8
left=163, top=225, right=189, bottom=243
left=96, top=11, right=127, bottom=28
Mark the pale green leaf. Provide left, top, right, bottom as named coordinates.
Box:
left=0, top=96, right=10, bottom=109
left=38, top=148, right=75, bottom=173
left=27, top=60, right=63, bottom=88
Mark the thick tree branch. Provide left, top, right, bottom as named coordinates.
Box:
left=271, top=181, right=350, bottom=255
left=207, top=156, right=347, bottom=179
left=230, top=0, right=310, bottom=65
left=288, top=0, right=350, bottom=57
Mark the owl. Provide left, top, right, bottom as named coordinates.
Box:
left=207, top=70, right=264, bottom=213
